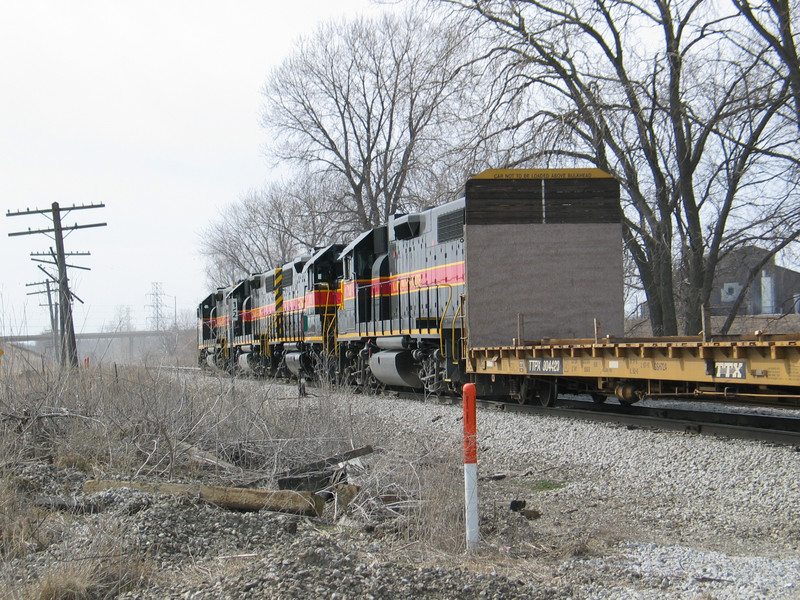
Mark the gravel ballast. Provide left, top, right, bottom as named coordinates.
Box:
left=3, top=379, right=799, bottom=599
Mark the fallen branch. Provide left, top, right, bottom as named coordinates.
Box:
left=1, top=409, right=104, bottom=426
left=83, top=479, right=324, bottom=517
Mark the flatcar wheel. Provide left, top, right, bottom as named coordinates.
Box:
left=591, top=392, right=607, bottom=404
left=537, top=380, right=557, bottom=407
left=517, top=378, right=531, bottom=405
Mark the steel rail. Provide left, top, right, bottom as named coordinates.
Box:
left=474, top=398, right=800, bottom=446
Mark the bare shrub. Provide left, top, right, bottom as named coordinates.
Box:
left=188, top=381, right=467, bottom=554
left=0, top=363, right=378, bottom=480
left=196, top=382, right=377, bottom=475
left=347, top=430, right=465, bottom=555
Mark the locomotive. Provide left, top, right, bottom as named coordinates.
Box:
left=199, top=169, right=800, bottom=406
left=198, top=195, right=471, bottom=394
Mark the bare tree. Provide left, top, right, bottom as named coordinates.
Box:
left=200, top=189, right=283, bottom=287
left=199, top=174, right=341, bottom=287
left=703, top=0, right=800, bottom=332
left=436, top=0, right=800, bottom=335
left=202, top=10, right=485, bottom=287
left=733, top=0, right=800, bottom=125
left=261, top=10, right=482, bottom=231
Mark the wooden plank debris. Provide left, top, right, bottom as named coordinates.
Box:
left=278, top=471, right=338, bottom=493
left=277, top=445, right=374, bottom=478
left=34, top=495, right=100, bottom=513
left=83, top=479, right=324, bottom=517
left=277, top=445, right=374, bottom=493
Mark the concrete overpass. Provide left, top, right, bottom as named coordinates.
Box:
left=0, top=330, right=186, bottom=343
left=1, top=329, right=197, bottom=366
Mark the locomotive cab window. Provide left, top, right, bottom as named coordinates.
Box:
left=394, top=214, right=422, bottom=240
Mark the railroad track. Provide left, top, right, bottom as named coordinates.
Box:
left=474, top=396, right=800, bottom=446
left=187, top=367, right=800, bottom=445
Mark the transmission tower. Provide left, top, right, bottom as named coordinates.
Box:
left=147, top=282, right=166, bottom=331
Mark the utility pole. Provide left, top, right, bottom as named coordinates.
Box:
left=7, top=202, right=106, bottom=368
left=31, top=251, right=88, bottom=363
left=25, top=279, right=60, bottom=361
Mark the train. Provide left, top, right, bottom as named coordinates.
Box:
left=199, top=169, right=800, bottom=407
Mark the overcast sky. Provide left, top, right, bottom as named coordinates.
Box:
left=0, top=0, right=388, bottom=337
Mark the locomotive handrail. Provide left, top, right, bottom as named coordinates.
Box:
left=242, top=295, right=251, bottom=339
left=438, top=283, right=454, bottom=359
left=316, top=283, right=338, bottom=357
left=452, top=298, right=463, bottom=365
left=351, top=270, right=463, bottom=339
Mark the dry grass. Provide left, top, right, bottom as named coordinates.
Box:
left=0, top=477, right=61, bottom=559
left=22, top=522, right=150, bottom=600
left=0, top=355, right=468, bottom=595
left=346, top=430, right=465, bottom=554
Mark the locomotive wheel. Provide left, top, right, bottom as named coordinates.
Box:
left=366, top=373, right=385, bottom=396
left=537, top=380, right=557, bottom=407
left=340, top=366, right=356, bottom=388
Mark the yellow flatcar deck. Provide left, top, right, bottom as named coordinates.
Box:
left=467, top=334, right=800, bottom=403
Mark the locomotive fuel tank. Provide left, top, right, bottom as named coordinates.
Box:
left=374, top=336, right=410, bottom=350
left=285, top=351, right=310, bottom=377
left=369, top=350, right=423, bottom=388
left=237, top=352, right=256, bottom=374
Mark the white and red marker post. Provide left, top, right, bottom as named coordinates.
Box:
left=462, top=382, right=479, bottom=551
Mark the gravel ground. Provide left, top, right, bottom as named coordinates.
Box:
left=3, top=380, right=799, bottom=599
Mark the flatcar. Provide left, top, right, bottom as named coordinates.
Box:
left=199, top=169, right=800, bottom=406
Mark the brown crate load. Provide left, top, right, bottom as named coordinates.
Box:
left=464, top=169, right=624, bottom=347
